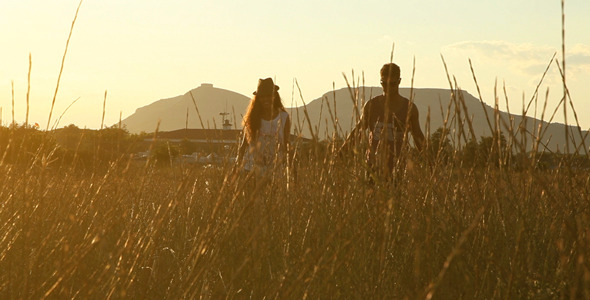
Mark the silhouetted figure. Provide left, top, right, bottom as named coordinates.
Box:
left=341, top=63, right=425, bottom=181
left=236, top=78, right=291, bottom=182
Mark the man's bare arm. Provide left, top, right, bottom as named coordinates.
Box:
left=339, top=104, right=369, bottom=154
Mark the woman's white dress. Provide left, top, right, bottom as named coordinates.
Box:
left=242, top=111, right=289, bottom=178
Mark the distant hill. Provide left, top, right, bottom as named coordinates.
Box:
left=290, top=86, right=589, bottom=152
left=121, top=84, right=589, bottom=153
left=121, top=83, right=250, bottom=133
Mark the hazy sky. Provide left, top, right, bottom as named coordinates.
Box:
left=1, top=0, right=589, bottom=130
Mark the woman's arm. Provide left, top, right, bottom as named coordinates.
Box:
left=283, top=115, right=292, bottom=159
left=283, top=114, right=296, bottom=185
left=410, top=104, right=425, bottom=152
left=236, top=131, right=249, bottom=167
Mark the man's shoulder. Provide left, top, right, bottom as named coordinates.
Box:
left=395, top=95, right=418, bottom=111
left=364, top=95, right=385, bottom=110
left=367, top=94, right=385, bottom=103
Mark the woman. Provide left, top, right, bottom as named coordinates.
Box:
left=236, top=78, right=291, bottom=180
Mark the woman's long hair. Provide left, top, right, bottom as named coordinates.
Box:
left=242, top=91, right=285, bottom=143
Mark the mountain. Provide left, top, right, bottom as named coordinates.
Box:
left=291, top=86, right=589, bottom=152
left=121, top=83, right=250, bottom=133
left=121, top=84, right=589, bottom=152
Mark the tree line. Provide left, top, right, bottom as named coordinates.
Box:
left=1, top=123, right=588, bottom=171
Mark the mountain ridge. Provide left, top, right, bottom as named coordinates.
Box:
left=122, top=83, right=251, bottom=133
left=120, top=84, right=589, bottom=152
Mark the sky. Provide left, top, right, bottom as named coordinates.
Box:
left=1, top=0, right=589, bottom=130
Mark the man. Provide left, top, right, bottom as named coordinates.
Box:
left=341, top=63, right=425, bottom=180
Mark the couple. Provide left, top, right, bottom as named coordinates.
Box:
left=235, top=63, right=425, bottom=182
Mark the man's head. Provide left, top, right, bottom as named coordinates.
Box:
left=380, top=63, right=401, bottom=94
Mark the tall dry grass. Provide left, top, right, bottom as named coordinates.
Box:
left=1, top=107, right=589, bottom=299
left=1, top=1, right=589, bottom=298
left=1, top=70, right=589, bottom=298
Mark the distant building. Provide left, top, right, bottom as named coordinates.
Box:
left=153, top=128, right=241, bottom=145
left=150, top=128, right=308, bottom=151
left=147, top=108, right=308, bottom=158
left=149, top=107, right=241, bottom=154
